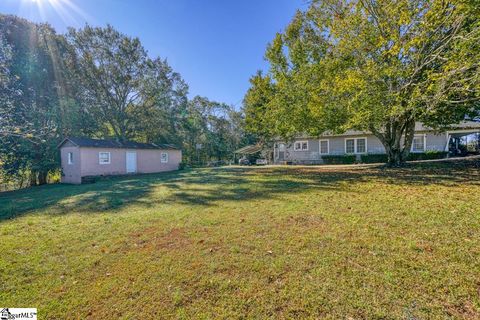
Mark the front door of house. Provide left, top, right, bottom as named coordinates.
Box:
left=126, top=151, right=137, bottom=173
left=278, top=143, right=285, bottom=161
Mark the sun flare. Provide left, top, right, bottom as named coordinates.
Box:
left=23, top=0, right=90, bottom=27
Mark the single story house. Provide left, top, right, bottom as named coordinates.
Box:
left=273, top=121, right=480, bottom=165
left=58, top=137, right=182, bottom=184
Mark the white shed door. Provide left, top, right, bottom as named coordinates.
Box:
left=126, top=151, right=137, bottom=173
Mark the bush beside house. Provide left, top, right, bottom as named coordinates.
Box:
left=360, top=154, right=389, bottom=164
left=360, top=151, right=448, bottom=164
left=321, top=155, right=356, bottom=165
left=407, top=151, right=448, bottom=161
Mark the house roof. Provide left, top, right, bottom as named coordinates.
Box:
left=275, top=121, right=480, bottom=140
left=415, top=121, right=480, bottom=131
left=58, top=137, right=179, bottom=150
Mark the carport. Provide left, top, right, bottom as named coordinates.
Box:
left=234, top=144, right=264, bottom=164
left=446, top=122, right=480, bottom=155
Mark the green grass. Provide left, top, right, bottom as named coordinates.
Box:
left=1, top=160, right=480, bottom=319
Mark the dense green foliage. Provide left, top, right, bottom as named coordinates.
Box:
left=67, top=25, right=188, bottom=142
left=181, top=96, right=245, bottom=165
left=0, top=15, right=245, bottom=187
left=0, top=15, right=89, bottom=186
left=244, top=0, right=480, bottom=165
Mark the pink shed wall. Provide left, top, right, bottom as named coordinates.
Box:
left=60, top=145, right=82, bottom=184
left=136, top=149, right=182, bottom=173
left=60, top=145, right=181, bottom=184
left=80, top=147, right=127, bottom=177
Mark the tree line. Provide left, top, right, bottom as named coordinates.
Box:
left=0, top=15, right=248, bottom=187
left=244, top=0, right=480, bottom=166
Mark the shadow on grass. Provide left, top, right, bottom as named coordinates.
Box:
left=0, top=158, right=479, bottom=221
left=161, top=159, right=480, bottom=206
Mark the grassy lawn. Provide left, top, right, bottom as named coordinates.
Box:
left=1, top=160, right=479, bottom=319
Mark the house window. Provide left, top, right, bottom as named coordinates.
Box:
left=68, top=152, right=73, bottom=165
left=345, top=138, right=367, bottom=154
left=356, top=138, right=366, bottom=153
left=345, top=139, right=355, bottom=154
left=319, top=139, right=329, bottom=155
left=412, top=135, right=425, bottom=152
left=99, top=152, right=111, bottom=164
left=294, top=141, right=308, bottom=151
left=161, top=152, right=168, bottom=163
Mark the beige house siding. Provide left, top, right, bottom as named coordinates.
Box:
left=424, top=133, right=448, bottom=152
left=275, top=132, right=449, bottom=164
left=60, top=146, right=182, bottom=184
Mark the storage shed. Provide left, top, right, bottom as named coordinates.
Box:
left=58, top=137, right=181, bottom=184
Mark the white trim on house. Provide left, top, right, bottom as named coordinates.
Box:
left=411, top=134, right=426, bottom=153
left=161, top=152, right=169, bottom=163
left=344, top=137, right=367, bottom=154
left=345, top=138, right=355, bottom=154
left=445, top=129, right=480, bottom=135
left=99, top=152, right=111, bottom=164
left=68, top=152, right=73, bottom=165
left=294, top=140, right=309, bottom=151
left=319, top=139, right=329, bottom=155
left=445, top=133, right=451, bottom=152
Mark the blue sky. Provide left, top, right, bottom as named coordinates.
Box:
left=0, top=0, right=307, bottom=107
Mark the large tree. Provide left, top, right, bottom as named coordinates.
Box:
left=130, top=58, right=189, bottom=146
left=0, top=34, right=15, bottom=138
left=68, top=25, right=189, bottom=143
left=243, top=71, right=276, bottom=142
left=0, top=15, right=89, bottom=185
left=245, top=0, right=480, bottom=165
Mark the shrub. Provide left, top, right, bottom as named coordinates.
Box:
left=178, top=162, right=186, bottom=170
left=322, top=155, right=356, bottom=164
left=359, top=151, right=448, bottom=163
left=407, top=151, right=448, bottom=161
left=360, top=154, right=388, bottom=164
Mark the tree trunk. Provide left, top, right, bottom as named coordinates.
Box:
left=18, top=174, right=25, bottom=189
left=401, top=119, right=416, bottom=161
left=30, top=171, right=38, bottom=186
left=370, top=118, right=416, bottom=167
left=38, top=171, right=48, bottom=185
left=384, top=145, right=402, bottom=167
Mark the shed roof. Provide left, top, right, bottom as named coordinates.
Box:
left=58, top=137, right=179, bottom=150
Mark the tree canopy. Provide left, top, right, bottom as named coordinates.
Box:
left=0, top=15, right=87, bottom=185
left=244, top=0, right=480, bottom=165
